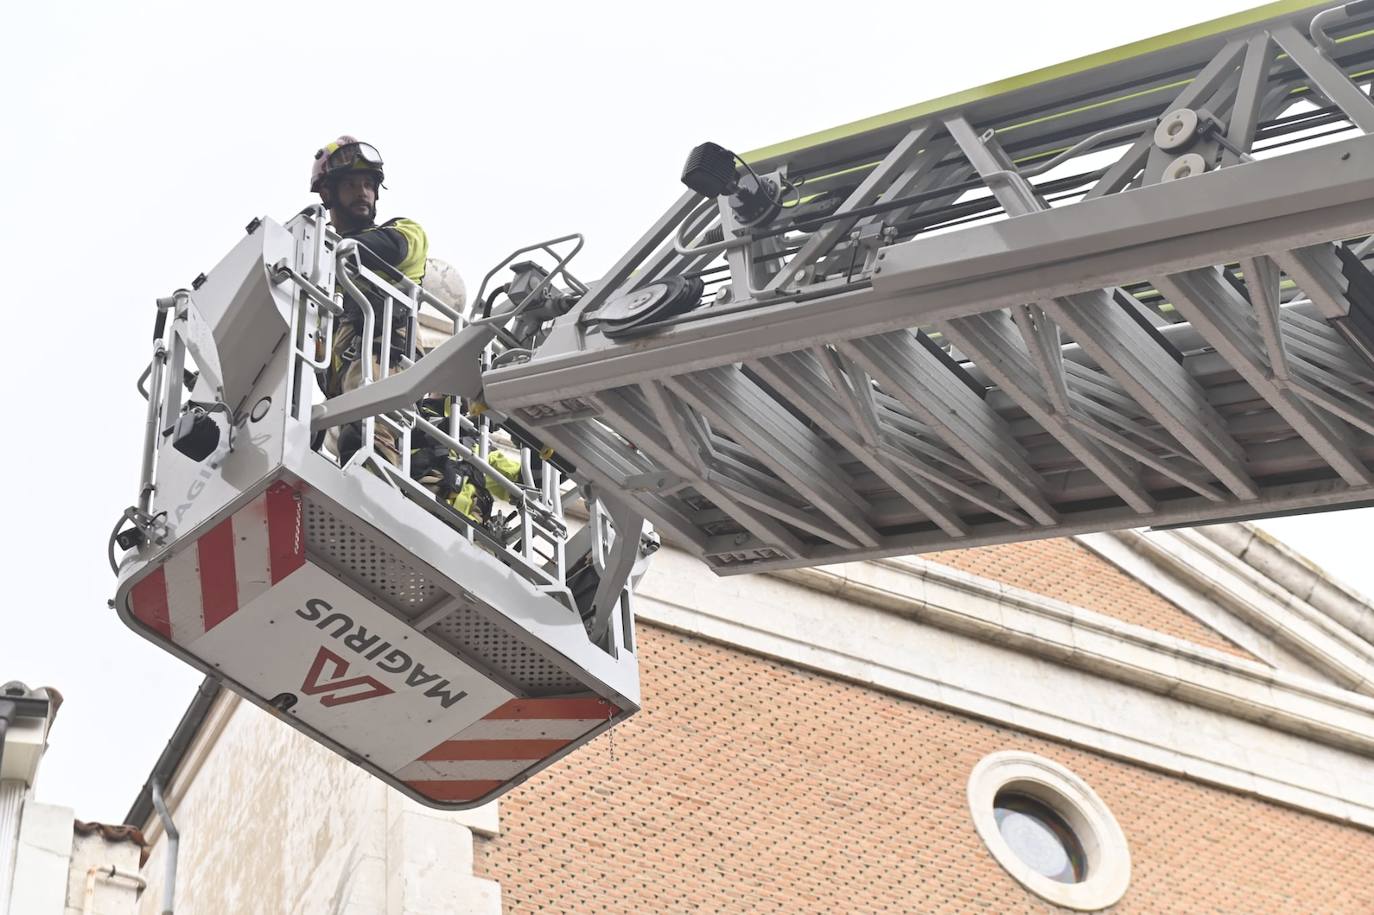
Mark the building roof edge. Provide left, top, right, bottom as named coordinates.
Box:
left=123, top=677, right=220, bottom=829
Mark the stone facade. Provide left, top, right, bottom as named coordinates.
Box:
left=477, top=621, right=1374, bottom=914
left=124, top=530, right=1374, bottom=914
left=927, top=539, right=1255, bottom=659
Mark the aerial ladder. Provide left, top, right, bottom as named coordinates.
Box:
left=112, top=0, right=1374, bottom=807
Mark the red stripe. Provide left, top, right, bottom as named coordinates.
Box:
left=483, top=697, right=619, bottom=720
left=130, top=568, right=172, bottom=639
left=420, top=738, right=571, bottom=762
left=406, top=779, right=506, bottom=803
left=265, top=481, right=304, bottom=583
left=198, top=517, right=239, bottom=632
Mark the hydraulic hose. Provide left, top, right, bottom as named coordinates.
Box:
left=1312, top=1, right=1374, bottom=59
left=480, top=284, right=511, bottom=321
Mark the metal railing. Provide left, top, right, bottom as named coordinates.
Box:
left=114, top=207, right=643, bottom=651
left=280, top=210, right=582, bottom=611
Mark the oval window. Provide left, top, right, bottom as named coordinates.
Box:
left=968, top=751, right=1131, bottom=910
left=993, top=791, right=1087, bottom=884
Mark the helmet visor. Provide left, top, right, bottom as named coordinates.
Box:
left=326, top=142, right=383, bottom=172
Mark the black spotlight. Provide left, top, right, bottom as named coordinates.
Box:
left=681, top=141, right=739, bottom=198
left=114, top=526, right=146, bottom=551
left=171, top=407, right=221, bottom=461
left=680, top=141, right=780, bottom=227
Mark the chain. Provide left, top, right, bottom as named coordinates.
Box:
left=607, top=704, right=615, bottom=764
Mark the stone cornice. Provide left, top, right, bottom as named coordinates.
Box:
left=1200, top=523, right=1374, bottom=647
left=633, top=548, right=1374, bottom=827
left=1080, top=528, right=1374, bottom=695
left=772, top=556, right=1374, bottom=754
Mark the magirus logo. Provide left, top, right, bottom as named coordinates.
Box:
left=294, top=597, right=470, bottom=709
left=300, top=648, right=394, bottom=707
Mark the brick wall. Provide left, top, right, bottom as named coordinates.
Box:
left=474, top=623, right=1372, bottom=914
left=926, top=538, right=1256, bottom=660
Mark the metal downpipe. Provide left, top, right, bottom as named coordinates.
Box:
left=150, top=778, right=178, bottom=915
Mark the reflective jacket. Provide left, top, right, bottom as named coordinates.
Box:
left=344, top=217, right=428, bottom=285
left=335, top=217, right=429, bottom=356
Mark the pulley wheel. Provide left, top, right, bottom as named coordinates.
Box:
left=1162, top=153, right=1207, bottom=182
left=1154, top=108, right=1200, bottom=152
left=601, top=276, right=704, bottom=338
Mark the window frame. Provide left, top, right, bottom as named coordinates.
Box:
left=968, top=751, right=1131, bottom=910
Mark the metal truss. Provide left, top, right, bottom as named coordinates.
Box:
left=484, top=2, right=1374, bottom=573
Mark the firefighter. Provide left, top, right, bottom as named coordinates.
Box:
left=311, top=135, right=427, bottom=465
left=410, top=397, right=524, bottom=530
left=311, top=136, right=523, bottom=529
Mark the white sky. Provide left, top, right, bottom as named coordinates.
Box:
left=4, top=0, right=1369, bottom=824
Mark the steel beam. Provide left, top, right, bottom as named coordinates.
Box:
left=945, top=114, right=1258, bottom=502
left=766, top=124, right=946, bottom=294
left=842, top=332, right=1056, bottom=525
left=751, top=350, right=970, bottom=538
left=478, top=9, right=1374, bottom=572
left=938, top=311, right=1155, bottom=513
left=595, top=386, right=809, bottom=557
left=1153, top=267, right=1372, bottom=485
left=666, top=367, right=884, bottom=548
left=1271, top=25, right=1374, bottom=132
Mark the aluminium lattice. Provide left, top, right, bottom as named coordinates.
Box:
left=483, top=0, right=1374, bottom=573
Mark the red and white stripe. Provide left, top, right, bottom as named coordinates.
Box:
left=129, top=480, right=304, bottom=645
left=399, top=696, right=620, bottom=803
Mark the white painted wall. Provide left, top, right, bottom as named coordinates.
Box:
left=0, top=782, right=23, bottom=913
left=63, top=831, right=143, bottom=915
left=136, top=694, right=500, bottom=915
left=8, top=800, right=73, bottom=915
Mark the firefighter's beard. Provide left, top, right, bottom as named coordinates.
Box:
left=350, top=198, right=376, bottom=223
left=343, top=198, right=376, bottom=227
left=330, top=197, right=376, bottom=233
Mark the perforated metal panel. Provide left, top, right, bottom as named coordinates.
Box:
left=304, top=496, right=447, bottom=613
left=302, top=493, right=582, bottom=695
left=428, top=611, right=583, bottom=695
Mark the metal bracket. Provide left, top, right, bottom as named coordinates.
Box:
left=585, top=493, right=647, bottom=645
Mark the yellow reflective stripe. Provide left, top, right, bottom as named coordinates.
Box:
left=484, top=451, right=522, bottom=501
left=389, top=218, right=428, bottom=283
left=448, top=483, right=478, bottom=519
left=742, top=0, right=1329, bottom=165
